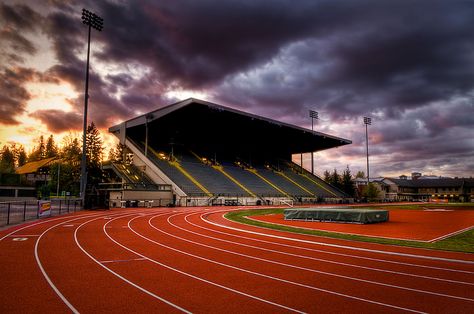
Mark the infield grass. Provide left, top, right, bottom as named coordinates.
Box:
left=225, top=203, right=474, bottom=253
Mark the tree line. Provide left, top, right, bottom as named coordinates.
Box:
left=323, top=167, right=379, bottom=200
left=0, top=122, right=105, bottom=197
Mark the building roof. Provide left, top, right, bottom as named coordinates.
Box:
left=15, top=157, right=57, bottom=174
left=385, top=178, right=468, bottom=188
left=109, top=98, right=351, bottom=159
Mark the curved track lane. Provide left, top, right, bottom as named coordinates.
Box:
left=0, top=207, right=473, bottom=313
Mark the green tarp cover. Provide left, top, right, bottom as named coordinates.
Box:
left=284, top=208, right=389, bottom=224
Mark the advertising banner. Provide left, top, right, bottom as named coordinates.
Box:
left=39, top=201, right=52, bottom=218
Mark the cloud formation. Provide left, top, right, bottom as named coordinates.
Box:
left=0, top=0, right=473, bottom=177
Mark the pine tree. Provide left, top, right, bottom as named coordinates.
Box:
left=53, top=134, right=82, bottom=196
left=86, top=122, right=104, bottom=186
left=15, top=145, right=27, bottom=167
left=323, top=170, right=331, bottom=183
left=0, top=146, right=15, bottom=173
left=330, top=168, right=341, bottom=189
left=108, top=143, right=126, bottom=162
left=28, top=135, right=46, bottom=161
left=341, top=165, right=355, bottom=197
left=45, top=135, right=58, bottom=158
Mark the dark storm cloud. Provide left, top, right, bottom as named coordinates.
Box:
left=32, top=109, right=82, bottom=133
left=0, top=67, right=35, bottom=125
left=0, top=3, right=43, bottom=31
left=1, top=28, right=37, bottom=55
left=1, top=0, right=473, bottom=176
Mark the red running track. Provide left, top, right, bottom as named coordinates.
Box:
left=0, top=207, right=473, bottom=313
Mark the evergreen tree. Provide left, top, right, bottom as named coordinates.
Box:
left=28, top=135, right=46, bottom=161
left=86, top=122, right=104, bottom=187
left=62, top=134, right=82, bottom=166
left=108, top=143, right=126, bottom=162
left=341, top=165, right=355, bottom=197
left=45, top=135, right=58, bottom=158
left=15, top=145, right=27, bottom=167
left=330, top=168, right=341, bottom=189
left=53, top=134, right=82, bottom=196
left=0, top=146, right=15, bottom=173
left=323, top=170, right=331, bottom=183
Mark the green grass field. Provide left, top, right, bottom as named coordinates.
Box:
left=225, top=203, right=474, bottom=253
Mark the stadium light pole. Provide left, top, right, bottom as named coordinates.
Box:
left=364, top=116, right=372, bottom=188
left=309, top=110, right=319, bottom=175
left=80, top=9, right=103, bottom=205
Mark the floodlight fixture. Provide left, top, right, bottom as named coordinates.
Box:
left=79, top=8, right=104, bottom=207
left=82, top=9, right=104, bottom=31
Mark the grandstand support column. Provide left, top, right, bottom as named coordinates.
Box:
left=80, top=9, right=103, bottom=204
left=300, top=153, right=303, bottom=174
left=145, top=113, right=153, bottom=157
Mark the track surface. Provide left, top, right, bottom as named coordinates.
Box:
left=251, top=209, right=474, bottom=241
left=0, top=207, right=473, bottom=313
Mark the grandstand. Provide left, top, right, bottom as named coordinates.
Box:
left=108, top=98, right=352, bottom=206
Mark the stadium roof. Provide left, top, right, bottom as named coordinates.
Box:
left=109, top=98, right=351, bottom=159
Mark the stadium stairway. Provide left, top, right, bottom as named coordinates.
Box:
left=104, top=162, right=157, bottom=190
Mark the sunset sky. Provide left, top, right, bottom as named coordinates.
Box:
left=1, top=0, right=473, bottom=178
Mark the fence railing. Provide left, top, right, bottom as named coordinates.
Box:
left=0, top=199, right=83, bottom=227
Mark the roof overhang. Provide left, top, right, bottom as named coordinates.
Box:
left=109, top=98, right=351, bottom=158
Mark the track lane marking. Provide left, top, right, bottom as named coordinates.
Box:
left=74, top=211, right=192, bottom=314
left=34, top=213, right=114, bottom=314
left=182, top=213, right=474, bottom=285
left=140, top=213, right=426, bottom=313
left=207, top=211, right=474, bottom=265
left=119, top=214, right=307, bottom=313
left=187, top=210, right=474, bottom=275
left=161, top=213, right=474, bottom=302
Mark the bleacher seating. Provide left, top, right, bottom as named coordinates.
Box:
left=222, top=165, right=283, bottom=197
left=257, top=168, right=312, bottom=197
left=178, top=153, right=250, bottom=196
left=126, top=136, right=347, bottom=200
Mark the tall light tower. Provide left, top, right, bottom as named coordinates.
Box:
left=80, top=9, right=103, bottom=205
left=309, top=110, right=319, bottom=175
left=363, top=116, right=372, bottom=187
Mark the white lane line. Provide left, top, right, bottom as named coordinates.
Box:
left=122, top=214, right=306, bottom=314
left=183, top=213, right=474, bottom=286
left=34, top=214, right=110, bottom=314
left=430, top=226, right=474, bottom=242
left=0, top=212, right=102, bottom=242
left=142, top=214, right=425, bottom=314
left=188, top=211, right=474, bottom=275
left=209, top=211, right=474, bottom=265
left=162, top=213, right=474, bottom=302
left=74, top=212, right=192, bottom=314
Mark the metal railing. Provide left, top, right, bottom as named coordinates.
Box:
left=0, top=199, right=83, bottom=227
